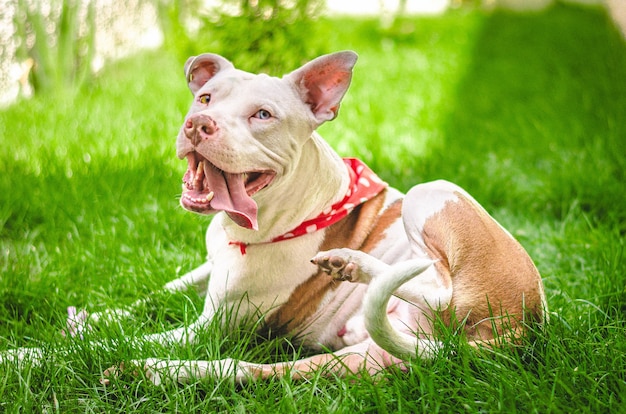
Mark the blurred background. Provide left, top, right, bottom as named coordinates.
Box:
left=1, top=0, right=624, bottom=106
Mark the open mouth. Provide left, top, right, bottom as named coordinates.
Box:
left=181, top=151, right=275, bottom=229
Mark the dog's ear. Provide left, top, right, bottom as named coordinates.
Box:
left=285, top=51, right=358, bottom=124
left=184, top=54, right=235, bottom=95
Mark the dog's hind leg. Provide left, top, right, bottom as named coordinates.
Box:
left=402, top=180, right=546, bottom=342
left=312, top=183, right=475, bottom=361
left=313, top=250, right=444, bottom=359
left=312, top=249, right=450, bottom=309
left=101, top=339, right=409, bottom=385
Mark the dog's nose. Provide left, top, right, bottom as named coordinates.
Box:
left=184, top=114, right=218, bottom=146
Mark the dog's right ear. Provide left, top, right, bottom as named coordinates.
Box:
left=184, top=54, right=235, bottom=95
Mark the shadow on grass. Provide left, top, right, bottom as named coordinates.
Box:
left=421, top=4, right=626, bottom=229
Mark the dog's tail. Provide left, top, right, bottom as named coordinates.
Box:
left=363, top=259, right=440, bottom=361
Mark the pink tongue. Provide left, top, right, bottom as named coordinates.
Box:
left=205, top=166, right=258, bottom=230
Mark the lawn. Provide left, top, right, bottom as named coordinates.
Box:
left=1, top=3, right=625, bottom=412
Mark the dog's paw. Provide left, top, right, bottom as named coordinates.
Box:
left=101, top=362, right=129, bottom=386
left=311, top=249, right=360, bottom=282
left=101, top=358, right=164, bottom=386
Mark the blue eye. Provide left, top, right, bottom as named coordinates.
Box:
left=255, top=109, right=272, bottom=120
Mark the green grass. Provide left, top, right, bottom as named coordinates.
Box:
left=1, top=3, right=626, bottom=412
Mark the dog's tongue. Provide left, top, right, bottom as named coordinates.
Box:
left=205, top=167, right=258, bottom=230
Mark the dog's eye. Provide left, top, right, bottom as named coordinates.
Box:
left=254, top=109, right=272, bottom=120
left=198, top=94, right=211, bottom=105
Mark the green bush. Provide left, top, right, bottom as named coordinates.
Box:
left=160, top=0, right=328, bottom=73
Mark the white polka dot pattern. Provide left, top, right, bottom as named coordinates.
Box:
left=229, top=158, right=387, bottom=254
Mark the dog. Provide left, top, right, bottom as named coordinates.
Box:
left=1, top=51, right=547, bottom=385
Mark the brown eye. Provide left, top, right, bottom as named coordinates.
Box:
left=199, top=94, right=211, bottom=105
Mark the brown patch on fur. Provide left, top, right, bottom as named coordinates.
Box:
left=361, top=199, right=403, bottom=253
left=261, top=190, right=389, bottom=338
left=421, top=192, right=544, bottom=342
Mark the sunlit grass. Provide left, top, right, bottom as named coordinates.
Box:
left=1, top=4, right=625, bottom=412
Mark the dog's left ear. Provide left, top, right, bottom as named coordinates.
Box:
left=285, top=51, right=358, bottom=124
left=184, top=54, right=235, bottom=95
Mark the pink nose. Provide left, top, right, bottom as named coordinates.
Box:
left=184, top=114, right=218, bottom=146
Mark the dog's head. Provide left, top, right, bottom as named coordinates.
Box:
left=177, top=51, right=358, bottom=230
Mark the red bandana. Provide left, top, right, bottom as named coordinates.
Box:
left=229, top=158, right=387, bottom=254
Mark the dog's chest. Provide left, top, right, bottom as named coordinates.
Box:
left=203, top=189, right=413, bottom=346
left=205, top=227, right=327, bottom=319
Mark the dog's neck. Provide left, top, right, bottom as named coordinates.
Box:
left=220, top=132, right=351, bottom=244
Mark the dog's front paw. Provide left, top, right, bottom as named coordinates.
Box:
left=311, top=249, right=360, bottom=282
